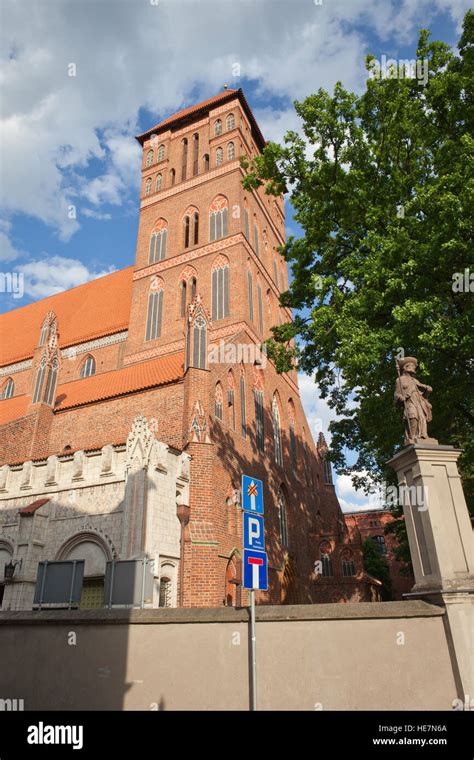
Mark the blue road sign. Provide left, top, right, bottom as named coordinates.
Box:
left=243, top=512, right=265, bottom=551
left=243, top=549, right=268, bottom=590
left=242, top=475, right=264, bottom=514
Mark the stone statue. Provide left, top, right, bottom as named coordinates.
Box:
left=394, top=357, right=438, bottom=446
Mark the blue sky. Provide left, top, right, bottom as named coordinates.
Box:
left=0, top=0, right=469, bottom=510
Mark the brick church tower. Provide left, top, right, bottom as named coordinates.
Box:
left=0, top=89, right=372, bottom=610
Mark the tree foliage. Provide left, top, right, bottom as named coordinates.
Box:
left=362, top=539, right=393, bottom=601
left=242, top=13, right=474, bottom=508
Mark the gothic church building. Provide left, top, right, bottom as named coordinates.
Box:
left=0, top=89, right=372, bottom=610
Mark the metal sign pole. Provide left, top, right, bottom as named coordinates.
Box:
left=250, top=588, right=257, bottom=711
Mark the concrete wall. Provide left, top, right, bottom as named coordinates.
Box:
left=0, top=601, right=460, bottom=711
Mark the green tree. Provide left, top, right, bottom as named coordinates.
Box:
left=242, top=13, right=474, bottom=511
left=362, top=539, right=393, bottom=601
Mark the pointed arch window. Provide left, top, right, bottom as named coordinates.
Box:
left=215, top=383, right=223, bottom=420
left=247, top=270, right=254, bottom=322
left=145, top=282, right=164, bottom=342
left=32, top=356, right=47, bottom=404
left=226, top=113, right=235, bottom=131
left=209, top=196, right=228, bottom=242
left=288, top=403, right=297, bottom=470
left=39, top=319, right=49, bottom=346
left=227, top=142, right=235, bottom=161
left=149, top=221, right=168, bottom=263
left=191, top=277, right=197, bottom=301
left=192, top=314, right=207, bottom=369
left=253, top=222, right=260, bottom=257
left=146, top=149, right=154, bottom=167
left=254, top=389, right=264, bottom=453
left=181, top=138, right=188, bottom=181
left=157, top=144, right=165, bottom=162
left=184, top=215, right=190, bottom=248
left=183, top=209, right=199, bottom=249
left=278, top=487, right=289, bottom=547
left=145, top=177, right=152, bottom=196
left=193, top=133, right=199, bottom=176
left=80, top=355, right=96, bottom=378
left=1, top=378, right=14, bottom=400
left=214, top=119, right=222, bottom=136
left=244, top=207, right=250, bottom=240
left=170, top=168, right=176, bottom=186
left=156, top=174, right=162, bottom=192
left=216, top=147, right=223, bottom=166
left=180, top=280, right=187, bottom=318
left=320, top=542, right=333, bottom=577
left=203, top=154, right=209, bottom=171
left=43, top=356, right=59, bottom=406
left=257, top=282, right=264, bottom=335
left=240, top=371, right=247, bottom=439
left=342, top=549, right=356, bottom=577
left=212, top=257, right=230, bottom=321
left=272, top=395, right=283, bottom=466
left=228, top=371, right=236, bottom=431
left=273, top=259, right=278, bottom=285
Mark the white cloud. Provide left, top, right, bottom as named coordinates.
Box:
left=298, top=371, right=335, bottom=445
left=0, top=220, right=22, bottom=262
left=335, top=471, right=383, bottom=513
left=16, top=255, right=115, bottom=299
left=2, top=0, right=467, bottom=244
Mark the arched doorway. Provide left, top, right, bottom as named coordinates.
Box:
left=224, top=551, right=242, bottom=607
left=58, top=533, right=111, bottom=609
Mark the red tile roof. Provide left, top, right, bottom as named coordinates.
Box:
left=0, top=267, right=134, bottom=368
left=0, top=395, right=29, bottom=425
left=54, top=352, right=184, bottom=411
left=19, top=498, right=50, bottom=516
left=136, top=88, right=265, bottom=149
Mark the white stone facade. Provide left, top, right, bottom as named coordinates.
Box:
left=0, top=416, right=190, bottom=611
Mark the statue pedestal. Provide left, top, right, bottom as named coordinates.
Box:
left=388, top=444, right=474, bottom=700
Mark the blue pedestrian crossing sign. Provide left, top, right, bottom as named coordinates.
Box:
left=242, top=475, right=264, bottom=514
left=243, top=512, right=265, bottom=552
left=243, top=549, right=268, bottom=590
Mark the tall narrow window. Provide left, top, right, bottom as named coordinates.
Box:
left=272, top=395, right=283, bottom=466
left=323, top=458, right=333, bottom=484
left=191, top=277, right=197, bottom=301
left=209, top=196, right=229, bottom=242
left=180, top=280, right=187, bottom=317
left=157, top=144, right=165, bottom=162
left=257, top=283, right=263, bottom=334
left=278, top=488, right=288, bottom=547
left=342, top=550, right=356, bottom=577
left=273, top=259, right=278, bottom=285
left=254, top=389, right=264, bottom=453
left=228, top=372, right=236, bottom=431
left=193, top=133, right=199, bottom=176
left=212, top=257, right=230, bottom=320
left=280, top=270, right=285, bottom=291
left=80, top=355, right=96, bottom=378
left=320, top=542, right=333, bottom=577
left=247, top=270, right=254, bottom=322
left=243, top=209, right=250, bottom=241
left=39, top=320, right=49, bottom=346
left=43, top=358, right=58, bottom=406
left=203, top=154, right=209, bottom=171
left=216, top=147, right=223, bottom=166
left=149, top=221, right=168, bottom=263
left=1, top=378, right=14, bottom=399
left=214, top=119, right=222, bottom=136
left=145, top=286, right=164, bottom=341
left=184, top=215, right=190, bottom=248
left=227, top=142, right=235, bottom=160
left=215, top=383, right=223, bottom=420
left=156, top=174, right=162, bottom=192
left=181, top=138, right=188, bottom=181
left=145, top=177, right=152, bottom=196
left=192, top=315, right=207, bottom=369
left=289, top=423, right=296, bottom=469
left=32, top=360, right=47, bottom=404
left=170, top=169, right=176, bottom=185
left=159, top=577, right=172, bottom=607
left=240, top=372, right=246, bottom=438
left=193, top=211, right=199, bottom=245
left=146, top=149, right=154, bottom=167
left=253, top=223, right=260, bottom=257
left=226, top=113, right=235, bottom=131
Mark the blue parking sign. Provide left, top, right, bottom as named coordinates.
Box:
left=243, top=549, right=268, bottom=590
left=243, top=512, right=265, bottom=551
left=242, top=475, right=264, bottom=514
